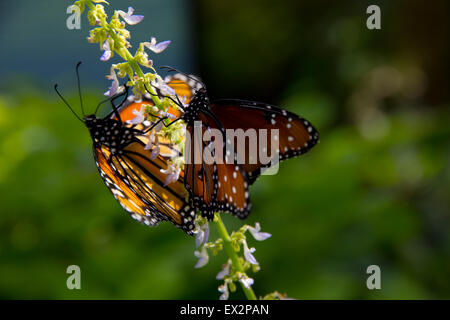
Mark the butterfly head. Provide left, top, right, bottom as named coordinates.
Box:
left=83, top=114, right=98, bottom=126
left=83, top=114, right=131, bottom=152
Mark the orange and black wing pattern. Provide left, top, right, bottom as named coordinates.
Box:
left=210, top=100, right=319, bottom=184
left=164, top=75, right=252, bottom=219
left=185, top=109, right=252, bottom=220
left=165, top=74, right=318, bottom=220
left=184, top=117, right=219, bottom=220
left=164, top=73, right=203, bottom=104
left=90, top=96, right=196, bottom=235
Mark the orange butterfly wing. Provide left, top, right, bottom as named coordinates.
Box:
left=165, top=74, right=253, bottom=219
left=91, top=92, right=196, bottom=234
left=210, top=101, right=319, bottom=184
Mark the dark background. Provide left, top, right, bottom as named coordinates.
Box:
left=0, top=0, right=449, bottom=299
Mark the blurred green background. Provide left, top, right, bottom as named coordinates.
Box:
left=0, top=0, right=449, bottom=299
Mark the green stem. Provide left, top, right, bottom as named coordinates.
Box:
left=85, top=1, right=162, bottom=106
left=214, top=213, right=257, bottom=300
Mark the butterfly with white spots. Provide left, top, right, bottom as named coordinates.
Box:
left=164, top=73, right=319, bottom=221
left=84, top=91, right=197, bottom=235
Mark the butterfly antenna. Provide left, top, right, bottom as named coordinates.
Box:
left=75, top=61, right=85, bottom=116
left=94, top=86, right=129, bottom=115
left=142, top=117, right=182, bottom=134
left=147, top=116, right=167, bottom=131
left=54, top=84, right=84, bottom=123
left=144, top=83, right=185, bottom=112
left=160, top=66, right=206, bottom=89
left=110, top=85, right=129, bottom=123
left=169, top=86, right=188, bottom=110
left=202, top=108, right=225, bottom=131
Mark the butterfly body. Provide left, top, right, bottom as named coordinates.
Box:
left=56, top=66, right=195, bottom=236
left=181, top=88, right=210, bottom=124
left=84, top=114, right=136, bottom=154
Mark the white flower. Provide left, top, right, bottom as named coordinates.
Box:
left=194, top=246, right=209, bottom=268
left=218, top=283, right=229, bottom=300
left=104, top=68, right=123, bottom=97
left=150, top=146, right=160, bottom=160
left=238, top=274, right=254, bottom=289
left=180, top=95, right=188, bottom=108
left=216, top=261, right=230, bottom=280
left=160, top=82, right=175, bottom=96
left=195, top=222, right=209, bottom=248
left=143, top=37, right=171, bottom=54
left=117, top=7, right=144, bottom=25
left=247, top=222, right=271, bottom=241
left=144, top=121, right=163, bottom=157
left=152, top=75, right=176, bottom=96
left=243, top=240, right=258, bottom=265
left=160, top=164, right=180, bottom=186
left=100, top=40, right=112, bottom=61
left=145, top=138, right=154, bottom=151
left=126, top=105, right=146, bottom=125
left=159, top=110, right=178, bottom=120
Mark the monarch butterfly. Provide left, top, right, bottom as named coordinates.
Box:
left=55, top=63, right=197, bottom=235
left=161, top=71, right=319, bottom=221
